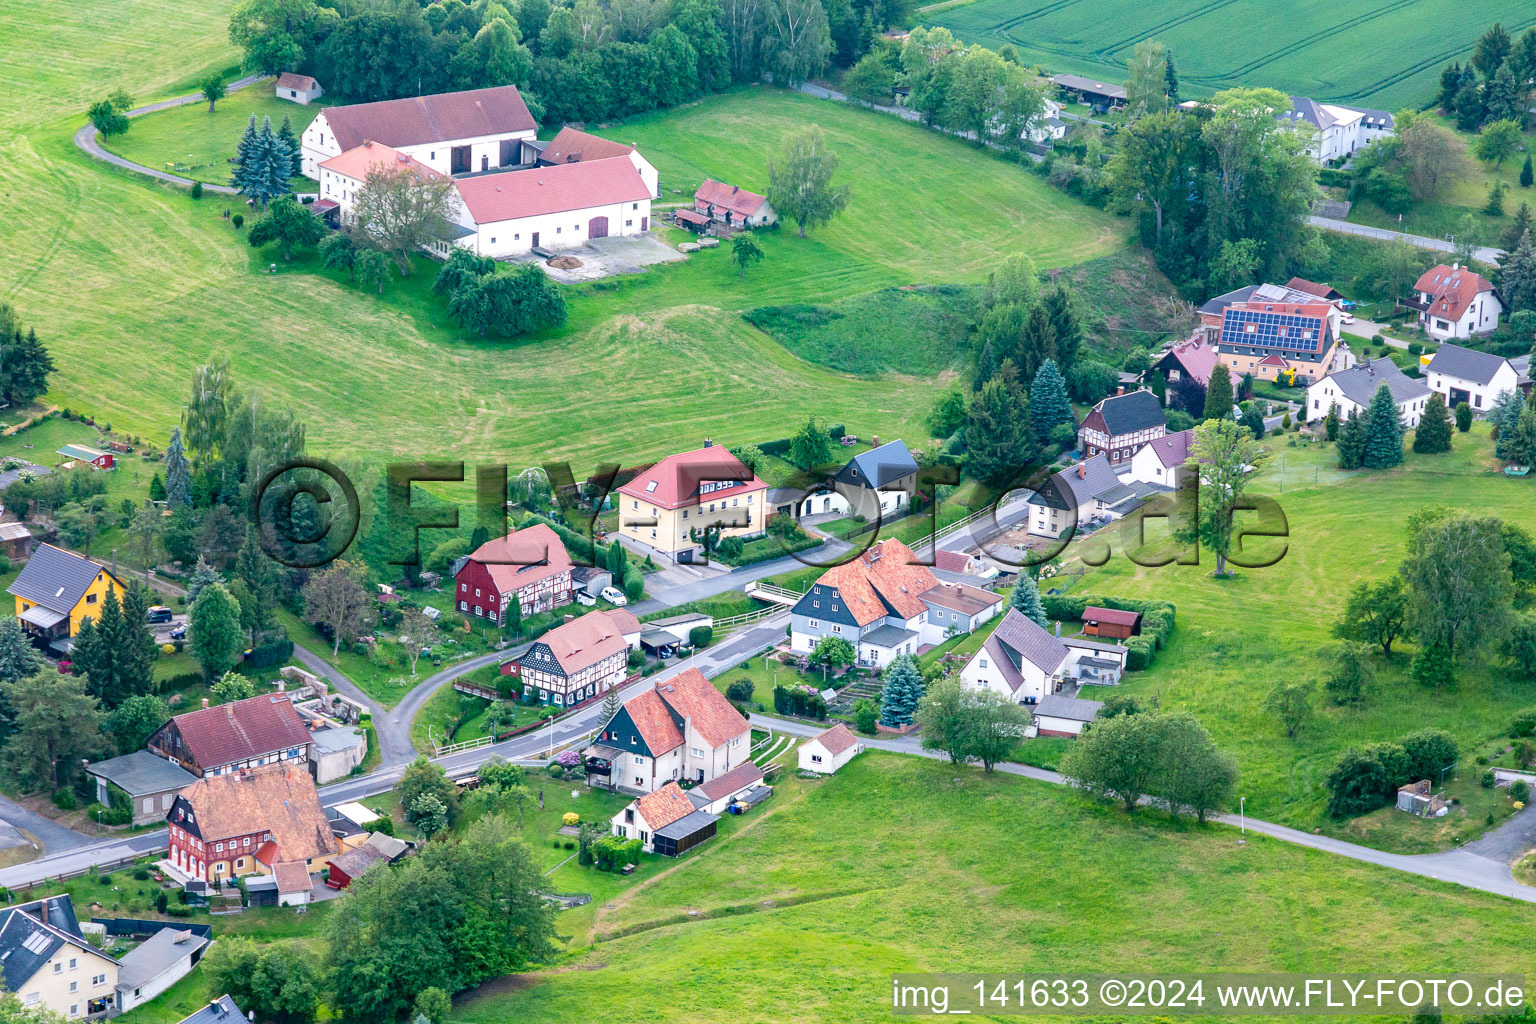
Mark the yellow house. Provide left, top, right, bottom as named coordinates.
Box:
left=0, top=895, right=121, bottom=1020
left=616, top=443, right=769, bottom=564
left=8, top=543, right=125, bottom=641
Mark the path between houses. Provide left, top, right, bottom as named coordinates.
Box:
left=1308, top=215, right=1504, bottom=267
left=748, top=715, right=1536, bottom=905
left=74, top=74, right=266, bottom=193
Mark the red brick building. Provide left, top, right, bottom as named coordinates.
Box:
left=166, top=765, right=338, bottom=884
left=453, top=524, right=574, bottom=625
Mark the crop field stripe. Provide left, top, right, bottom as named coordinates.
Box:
left=1090, top=0, right=1245, bottom=60
left=1222, top=0, right=1421, bottom=78
left=988, top=0, right=1088, bottom=34
left=1335, top=14, right=1536, bottom=101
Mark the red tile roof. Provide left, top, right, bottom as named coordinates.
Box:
left=1162, top=336, right=1219, bottom=387
left=463, top=524, right=572, bottom=596
left=272, top=861, right=312, bottom=895
left=636, top=782, right=694, bottom=831
left=622, top=687, right=684, bottom=755
left=319, top=85, right=536, bottom=152
left=277, top=73, right=319, bottom=92
left=812, top=538, right=939, bottom=626
left=319, top=140, right=445, bottom=183
left=1285, top=277, right=1341, bottom=301
left=653, top=668, right=749, bottom=748
left=694, top=762, right=764, bottom=801
left=174, top=765, right=339, bottom=864
left=1413, top=265, right=1495, bottom=322
left=540, top=126, right=636, bottom=166
left=605, top=608, right=641, bottom=636
left=674, top=208, right=709, bottom=226
left=535, top=610, right=631, bottom=675
left=1083, top=606, right=1141, bottom=627
left=694, top=179, right=767, bottom=218
left=933, top=549, right=973, bottom=574
left=169, top=695, right=310, bottom=770
left=922, top=582, right=1003, bottom=616
left=616, top=445, right=767, bottom=510
left=1257, top=354, right=1290, bottom=367
left=455, top=157, right=651, bottom=223
left=812, top=722, right=859, bottom=756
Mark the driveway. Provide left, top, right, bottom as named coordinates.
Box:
left=1308, top=215, right=1503, bottom=267
left=75, top=74, right=265, bottom=193
left=0, top=793, right=95, bottom=854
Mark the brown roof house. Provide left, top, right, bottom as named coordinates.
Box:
left=1077, top=388, right=1167, bottom=467
left=299, top=84, right=538, bottom=178
left=453, top=523, right=575, bottom=625
left=275, top=72, right=322, bottom=105
left=148, top=694, right=312, bottom=778
left=957, top=608, right=1130, bottom=706
left=616, top=442, right=770, bottom=564
left=789, top=538, right=1004, bottom=668
left=586, top=668, right=751, bottom=794
left=693, top=179, right=777, bottom=228
left=165, top=765, right=339, bottom=884
left=1410, top=264, right=1503, bottom=341
left=610, top=780, right=718, bottom=857
left=798, top=722, right=864, bottom=774
left=505, top=608, right=636, bottom=707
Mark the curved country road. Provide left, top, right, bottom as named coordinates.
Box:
left=74, top=74, right=265, bottom=192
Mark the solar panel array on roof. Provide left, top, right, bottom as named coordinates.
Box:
left=1219, top=308, right=1327, bottom=355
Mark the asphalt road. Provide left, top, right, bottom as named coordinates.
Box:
left=1308, top=215, right=1503, bottom=267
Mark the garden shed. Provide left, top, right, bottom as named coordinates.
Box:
left=1081, top=606, right=1141, bottom=640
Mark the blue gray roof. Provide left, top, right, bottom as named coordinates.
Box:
left=0, top=895, right=91, bottom=993
left=1426, top=344, right=1513, bottom=387
left=838, top=439, right=918, bottom=491
left=1032, top=455, right=1124, bottom=511
left=85, top=751, right=196, bottom=797
left=1320, top=358, right=1429, bottom=408
left=989, top=608, right=1068, bottom=675
left=652, top=808, right=718, bottom=840
left=116, top=928, right=209, bottom=991
left=8, top=544, right=116, bottom=613
left=860, top=624, right=917, bottom=648
left=175, top=995, right=247, bottom=1024
left=1092, top=390, right=1165, bottom=437
left=1035, top=694, right=1103, bottom=722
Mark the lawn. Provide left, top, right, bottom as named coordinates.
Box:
left=452, top=753, right=1536, bottom=1023
left=5, top=17, right=1124, bottom=473
left=932, top=0, right=1536, bottom=110
left=96, top=80, right=311, bottom=188
left=1052, top=422, right=1536, bottom=844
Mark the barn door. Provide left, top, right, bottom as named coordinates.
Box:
left=588, top=216, right=609, bottom=239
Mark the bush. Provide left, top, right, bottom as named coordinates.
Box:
left=191, top=181, right=203, bottom=199
left=852, top=697, right=879, bottom=734
left=1512, top=709, right=1536, bottom=738
left=132, top=867, right=149, bottom=881
left=562, top=812, right=580, bottom=827
left=1400, top=728, right=1457, bottom=783
left=1481, top=768, right=1497, bottom=789
left=688, top=625, right=713, bottom=648
left=1123, top=636, right=1155, bottom=671
left=165, top=903, right=193, bottom=917
left=154, top=891, right=169, bottom=913
left=52, top=788, right=77, bottom=811
left=622, top=571, right=644, bottom=602
left=725, top=679, right=755, bottom=703
left=231, top=213, right=244, bottom=229
left=1325, top=742, right=1408, bottom=818
left=1513, top=779, right=1531, bottom=803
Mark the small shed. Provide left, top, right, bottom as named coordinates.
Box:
left=0, top=521, right=32, bottom=562
left=651, top=809, right=718, bottom=858
left=276, top=72, right=323, bottom=104
left=114, top=927, right=210, bottom=1013
left=688, top=762, right=765, bottom=814
left=1033, top=694, right=1103, bottom=738
left=273, top=861, right=313, bottom=907
left=673, top=208, right=710, bottom=234
left=1081, top=606, right=1141, bottom=640
left=1396, top=780, right=1448, bottom=818
left=326, top=832, right=410, bottom=889
left=569, top=565, right=614, bottom=598
left=57, top=444, right=115, bottom=470
left=798, top=722, right=864, bottom=774
left=244, top=875, right=279, bottom=907
left=84, top=750, right=198, bottom=825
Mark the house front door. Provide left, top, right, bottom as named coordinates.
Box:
left=532, top=231, right=540, bottom=248
left=481, top=155, right=488, bottom=172
left=589, top=216, right=609, bottom=239
left=641, top=216, right=648, bottom=231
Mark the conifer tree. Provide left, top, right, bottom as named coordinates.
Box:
left=1361, top=384, right=1405, bottom=469
left=1040, top=284, right=1082, bottom=372
left=0, top=617, right=40, bottom=685
left=1323, top=401, right=1341, bottom=442
left=231, top=115, right=259, bottom=193
left=877, top=653, right=923, bottom=727
left=277, top=115, right=302, bottom=179
left=1028, top=358, right=1073, bottom=442
left=165, top=427, right=192, bottom=509
left=1202, top=363, right=1234, bottom=422
left=186, top=554, right=224, bottom=604
left=1337, top=410, right=1367, bottom=469
left=1522, top=154, right=1534, bottom=189
left=1009, top=573, right=1048, bottom=628
left=1412, top=393, right=1453, bottom=454
left=118, top=584, right=159, bottom=698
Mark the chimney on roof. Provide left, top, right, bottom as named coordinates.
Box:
left=1116, top=385, right=1125, bottom=396
left=1077, top=464, right=1086, bottom=479
left=201, top=697, right=209, bottom=709
left=703, top=438, right=713, bottom=447
left=276, top=680, right=286, bottom=693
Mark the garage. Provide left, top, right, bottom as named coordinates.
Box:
left=588, top=215, right=609, bottom=238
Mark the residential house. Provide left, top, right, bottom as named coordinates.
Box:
left=1305, top=357, right=1431, bottom=427
left=1123, top=429, right=1193, bottom=488
left=275, top=73, right=322, bottom=104
left=0, top=895, right=120, bottom=1020
left=0, top=521, right=34, bottom=562
left=172, top=994, right=246, bottom=1024
left=446, top=155, right=653, bottom=258
left=797, top=438, right=920, bottom=519
left=147, top=694, right=311, bottom=778
left=610, top=781, right=718, bottom=856
left=1410, top=265, right=1503, bottom=341
left=324, top=833, right=411, bottom=890
left=538, top=125, right=659, bottom=198
left=57, top=445, right=114, bottom=470
left=506, top=608, right=634, bottom=706
left=1286, top=277, right=1345, bottom=306
left=1025, top=98, right=1067, bottom=143
left=958, top=608, right=1129, bottom=705
left=585, top=667, right=752, bottom=794
left=1198, top=281, right=1342, bottom=343
left=687, top=762, right=766, bottom=814
left=1051, top=74, right=1125, bottom=111
left=299, top=84, right=539, bottom=179
left=316, top=141, right=446, bottom=227
left=1278, top=97, right=1394, bottom=164
left=1424, top=342, right=1522, bottom=415
left=797, top=722, right=864, bottom=774
left=788, top=537, right=1003, bottom=668
left=1214, top=288, right=1351, bottom=385
left=616, top=442, right=769, bottom=564
left=1025, top=455, right=1159, bottom=539
left=165, top=764, right=340, bottom=884
left=693, top=179, right=777, bottom=228
left=1033, top=694, right=1103, bottom=737
left=453, top=523, right=574, bottom=624
left=1154, top=336, right=1220, bottom=389
left=1077, top=388, right=1166, bottom=465
left=8, top=543, right=125, bottom=641
left=83, top=751, right=197, bottom=826
left=113, top=928, right=210, bottom=1014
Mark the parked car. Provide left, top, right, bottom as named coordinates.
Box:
left=169, top=625, right=187, bottom=640
left=575, top=591, right=597, bottom=607
left=147, top=605, right=173, bottom=624
left=600, top=586, right=628, bottom=606
left=1339, top=311, right=1355, bottom=325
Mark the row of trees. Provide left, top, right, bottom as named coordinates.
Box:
left=1435, top=23, right=1536, bottom=132
left=0, top=304, right=57, bottom=408
left=1058, top=702, right=1238, bottom=822
left=232, top=114, right=301, bottom=206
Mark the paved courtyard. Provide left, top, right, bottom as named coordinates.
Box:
left=516, top=234, right=687, bottom=283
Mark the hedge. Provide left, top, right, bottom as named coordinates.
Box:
left=592, top=834, right=642, bottom=871
left=1041, top=594, right=1177, bottom=669
left=244, top=633, right=294, bottom=669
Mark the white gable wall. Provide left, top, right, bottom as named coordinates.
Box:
left=300, top=110, right=537, bottom=179
left=1427, top=362, right=1520, bottom=414
left=451, top=196, right=652, bottom=257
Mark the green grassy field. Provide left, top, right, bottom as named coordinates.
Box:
left=453, top=753, right=1536, bottom=1023
left=932, top=0, right=1536, bottom=110
left=1058, top=424, right=1536, bottom=838
left=2, top=7, right=1125, bottom=472
left=97, top=80, right=311, bottom=187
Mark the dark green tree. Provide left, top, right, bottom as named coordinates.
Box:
left=107, top=694, right=171, bottom=754
left=1009, top=575, right=1047, bottom=627
left=164, top=426, right=193, bottom=509
left=248, top=196, right=324, bottom=259
left=1027, top=358, right=1072, bottom=442
left=787, top=416, right=834, bottom=469
left=1413, top=393, right=1453, bottom=453
left=1361, top=384, right=1405, bottom=469
left=189, top=582, right=244, bottom=679
left=1336, top=408, right=1368, bottom=469
left=876, top=653, right=923, bottom=727
left=1201, top=362, right=1233, bottom=422
left=963, top=369, right=1033, bottom=486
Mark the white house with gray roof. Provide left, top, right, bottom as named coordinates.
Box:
left=84, top=751, right=197, bottom=826
left=1279, top=96, right=1393, bottom=164
left=1025, top=454, right=1164, bottom=539
left=1305, top=357, right=1432, bottom=427
left=1424, top=343, right=1523, bottom=416
left=958, top=609, right=1129, bottom=706
left=1033, top=694, right=1104, bottom=737
left=797, top=439, right=919, bottom=520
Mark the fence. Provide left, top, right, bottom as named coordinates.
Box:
left=713, top=603, right=788, bottom=632
left=93, top=918, right=212, bottom=939
left=15, top=852, right=149, bottom=891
